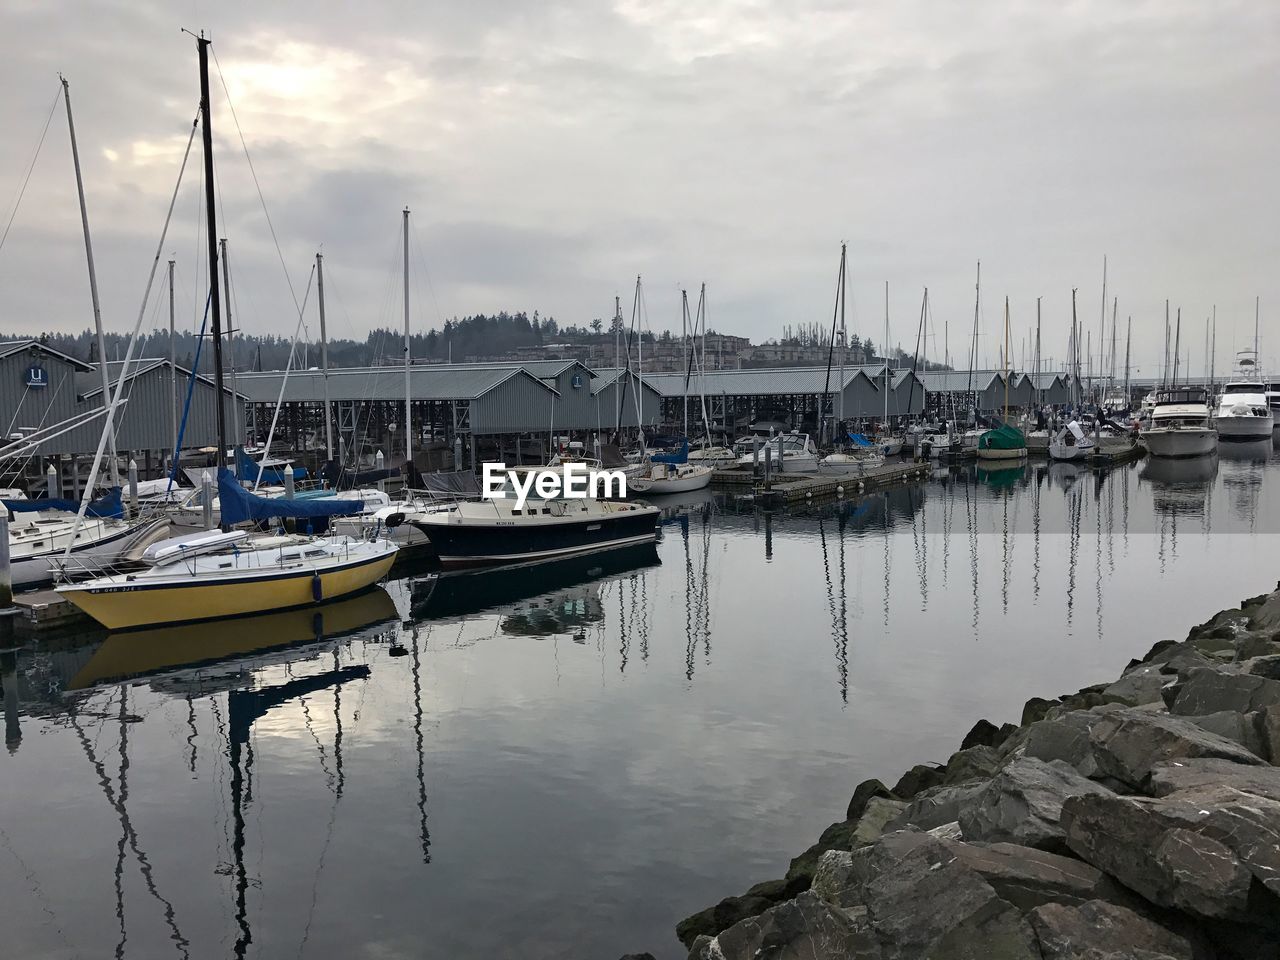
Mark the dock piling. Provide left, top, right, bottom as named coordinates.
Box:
left=47, top=463, right=60, bottom=500
left=127, top=459, right=139, bottom=516
left=376, top=450, right=385, bottom=492
left=201, top=471, right=213, bottom=529
left=284, top=467, right=295, bottom=500
left=0, top=515, right=11, bottom=611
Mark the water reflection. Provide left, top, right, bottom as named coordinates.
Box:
left=2, top=448, right=1278, bottom=960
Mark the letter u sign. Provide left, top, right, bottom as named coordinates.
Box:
left=25, top=364, right=48, bottom=388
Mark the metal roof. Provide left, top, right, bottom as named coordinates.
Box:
left=77, top=359, right=248, bottom=400
left=0, top=339, right=96, bottom=372
left=640, top=365, right=880, bottom=397
left=916, top=370, right=1006, bottom=392
left=588, top=367, right=666, bottom=396
left=235, top=365, right=557, bottom=403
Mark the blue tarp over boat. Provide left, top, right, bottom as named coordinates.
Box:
left=846, top=433, right=876, bottom=447
left=650, top=439, right=689, bottom=464
left=3, top=487, right=124, bottom=519
left=217, top=468, right=362, bottom=526
left=236, top=448, right=308, bottom=485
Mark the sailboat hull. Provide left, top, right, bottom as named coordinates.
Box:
left=57, top=549, right=397, bottom=630
left=975, top=446, right=1027, bottom=461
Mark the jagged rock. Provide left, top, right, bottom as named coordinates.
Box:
left=1181, top=710, right=1266, bottom=757
left=785, top=798, right=908, bottom=887
left=1089, top=708, right=1264, bottom=788
left=1147, top=757, right=1280, bottom=801
left=1189, top=607, right=1252, bottom=642
left=1103, top=665, right=1167, bottom=707
left=1242, top=654, right=1280, bottom=680
left=688, top=890, right=881, bottom=960
left=959, top=756, right=1113, bottom=853
left=927, top=821, right=963, bottom=841
left=1030, top=899, right=1194, bottom=960
left=944, top=840, right=1122, bottom=912
left=1012, top=708, right=1123, bottom=778
left=847, top=778, right=897, bottom=821
left=1258, top=704, right=1280, bottom=763
left=886, top=781, right=986, bottom=832
left=811, top=832, right=939, bottom=910
left=862, top=838, right=1040, bottom=959
left=943, top=745, right=1001, bottom=785
left=1021, top=696, right=1056, bottom=726
left=961, top=718, right=1004, bottom=750
left=1247, top=590, right=1280, bottom=631
left=1190, top=634, right=1238, bottom=660
left=619, top=954, right=657, bottom=960
left=1170, top=667, right=1280, bottom=716
left=891, top=763, right=945, bottom=798
left=1235, top=635, right=1280, bottom=661
left=676, top=892, right=780, bottom=948
left=1062, top=786, right=1280, bottom=921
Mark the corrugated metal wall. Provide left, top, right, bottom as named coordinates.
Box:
left=0, top=350, right=84, bottom=441
left=471, top=372, right=558, bottom=434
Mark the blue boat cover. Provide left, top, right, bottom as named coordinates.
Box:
left=218, top=468, right=363, bottom=525
left=846, top=433, right=875, bottom=447
left=236, top=447, right=308, bottom=485
left=3, top=487, right=124, bottom=519
left=650, top=439, right=689, bottom=464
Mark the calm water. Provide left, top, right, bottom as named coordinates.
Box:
left=3, top=437, right=1279, bottom=960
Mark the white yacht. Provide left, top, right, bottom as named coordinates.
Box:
left=735, top=432, right=820, bottom=470
left=1214, top=352, right=1273, bottom=440
left=1142, top=387, right=1218, bottom=458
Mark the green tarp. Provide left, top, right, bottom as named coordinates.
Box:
left=977, top=422, right=1027, bottom=451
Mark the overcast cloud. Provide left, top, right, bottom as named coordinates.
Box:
left=1, top=0, right=1277, bottom=374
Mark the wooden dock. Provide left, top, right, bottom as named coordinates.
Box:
left=711, top=460, right=931, bottom=503
left=8, top=589, right=93, bottom=638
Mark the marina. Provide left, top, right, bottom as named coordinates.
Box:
left=3, top=443, right=1280, bottom=958
left=2, top=6, right=1279, bottom=960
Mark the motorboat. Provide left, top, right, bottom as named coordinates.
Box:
left=405, top=478, right=660, bottom=570
left=1214, top=358, right=1273, bottom=439
left=1048, top=421, right=1095, bottom=461
left=1142, top=388, right=1218, bottom=458
left=686, top=443, right=737, bottom=469
left=735, top=432, right=820, bottom=470
left=57, top=528, right=398, bottom=630
left=331, top=469, right=481, bottom=551
left=627, top=460, right=714, bottom=495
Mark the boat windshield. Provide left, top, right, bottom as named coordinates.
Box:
left=1222, top=382, right=1264, bottom=395
left=1153, top=389, right=1206, bottom=406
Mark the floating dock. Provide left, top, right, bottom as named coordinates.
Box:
left=711, top=460, right=930, bottom=503
left=5, top=589, right=93, bottom=638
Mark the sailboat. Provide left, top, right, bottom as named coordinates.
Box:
left=977, top=297, right=1028, bottom=460
left=56, top=35, right=397, bottom=629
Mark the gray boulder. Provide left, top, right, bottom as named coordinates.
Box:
left=1029, top=899, right=1193, bottom=960
left=811, top=832, right=940, bottom=910
left=1089, top=708, right=1264, bottom=788
left=891, top=763, right=945, bottom=798
left=1247, top=589, right=1280, bottom=630
left=1170, top=667, right=1280, bottom=715
left=1180, top=710, right=1267, bottom=757
left=943, top=745, right=1001, bottom=785
left=784, top=797, right=908, bottom=887
left=944, top=840, right=1122, bottom=912
left=1012, top=708, right=1115, bottom=777
left=1258, top=704, right=1280, bottom=763
left=862, top=839, right=1040, bottom=959
left=1063, top=786, right=1280, bottom=921
left=847, top=778, right=897, bottom=821
left=887, top=781, right=986, bottom=832
left=688, top=890, right=881, bottom=960
left=1147, top=757, right=1280, bottom=801
left=959, top=756, right=1113, bottom=853
left=1103, top=664, right=1167, bottom=707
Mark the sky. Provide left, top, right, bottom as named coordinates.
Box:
left=1, top=0, right=1277, bottom=377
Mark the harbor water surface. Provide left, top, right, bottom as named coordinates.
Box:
left=3, top=440, right=1279, bottom=959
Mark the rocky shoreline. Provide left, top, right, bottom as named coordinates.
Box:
left=631, top=583, right=1280, bottom=960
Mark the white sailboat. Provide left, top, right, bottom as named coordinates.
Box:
left=1048, top=421, right=1095, bottom=461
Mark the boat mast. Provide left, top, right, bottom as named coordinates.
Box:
left=1210, top=305, right=1217, bottom=394
left=614, top=295, right=622, bottom=435
left=1003, top=295, right=1010, bottom=418
left=1172, top=308, right=1181, bottom=386
left=168, top=258, right=177, bottom=458
left=1029, top=299, right=1039, bottom=407
left=1070, top=288, right=1079, bottom=405
left=61, top=75, right=119, bottom=486
left=682, top=288, right=689, bottom=438
left=883, top=280, right=889, bottom=429
left=220, top=238, right=241, bottom=447
left=1123, top=316, right=1131, bottom=406
left=1098, top=255, right=1106, bottom=405
left=317, top=252, right=333, bottom=459
left=402, top=207, right=412, bottom=466
left=1162, top=301, right=1170, bottom=389
left=1255, top=296, right=1261, bottom=376
left=837, top=249, right=845, bottom=426
left=968, top=260, right=979, bottom=426
left=196, top=36, right=229, bottom=483
left=1110, top=298, right=1117, bottom=393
